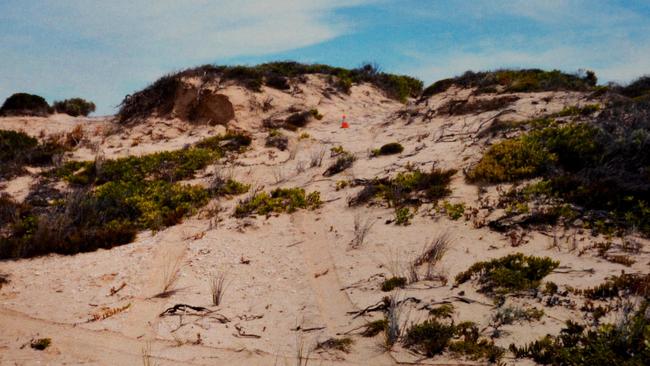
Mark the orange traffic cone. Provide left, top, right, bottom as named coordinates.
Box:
left=341, top=114, right=349, bottom=128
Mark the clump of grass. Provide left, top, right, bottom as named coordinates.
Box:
left=234, top=187, right=321, bottom=217
left=361, top=319, right=387, bottom=337
left=393, top=207, right=413, bottom=225
left=381, top=276, right=407, bottom=292
left=403, top=318, right=455, bottom=357
left=455, top=253, right=559, bottom=295
left=30, top=338, right=51, bottom=350
left=210, top=271, right=228, bottom=306
left=350, top=213, right=375, bottom=249
left=315, top=337, right=353, bottom=353
left=372, top=142, right=404, bottom=157
left=414, top=232, right=451, bottom=267
left=510, top=302, right=650, bottom=365
left=323, top=151, right=355, bottom=176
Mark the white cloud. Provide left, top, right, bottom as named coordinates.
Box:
left=0, top=0, right=374, bottom=114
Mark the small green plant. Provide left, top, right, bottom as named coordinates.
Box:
left=299, top=132, right=310, bottom=139
left=30, top=338, right=51, bottom=350
left=394, top=207, right=413, bottom=225
left=381, top=276, right=407, bottom=292
left=429, top=304, right=455, bottom=319
left=309, top=109, right=323, bottom=120
left=234, top=188, right=321, bottom=217
left=330, top=145, right=345, bottom=155
left=404, top=318, right=455, bottom=357
left=555, top=104, right=600, bottom=117
left=373, top=142, right=404, bottom=156
left=441, top=201, right=465, bottom=220
left=455, top=253, right=559, bottom=295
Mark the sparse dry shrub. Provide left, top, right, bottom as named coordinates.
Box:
left=350, top=213, right=375, bottom=249
left=309, top=147, right=326, bottom=168
left=414, top=232, right=450, bottom=266
left=323, top=151, right=355, bottom=176
left=210, top=271, right=228, bottom=306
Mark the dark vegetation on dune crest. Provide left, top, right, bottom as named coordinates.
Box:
left=0, top=132, right=251, bottom=259
left=116, top=62, right=423, bottom=123
left=422, top=69, right=598, bottom=97
left=52, top=98, right=96, bottom=117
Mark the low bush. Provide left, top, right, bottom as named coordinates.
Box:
left=0, top=93, right=50, bottom=116
left=372, top=142, right=404, bottom=156
left=52, top=98, right=96, bottom=117
left=233, top=187, right=321, bottom=217
left=510, top=302, right=650, bottom=365
left=455, top=253, right=559, bottom=295
left=323, top=151, right=356, bottom=176
left=381, top=276, right=407, bottom=291
left=315, top=337, right=354, bottom=353
left=579, top=273, right=650, bottom=300
left=30, top=338, right=51, bottom=350
left=404, top=318, right=504, bottom=361
left=0, top=130, right=67, bottom=179
left=349, top=167, right=456, bottom=207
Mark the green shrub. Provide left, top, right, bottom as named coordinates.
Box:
left=429, top=304, right=455, bottom=319
left=441, top=201, right=465, bottom=220
left=404, top=315, right=505, bottom=361
left=381, top=276, right=407, bottom=291
left=373, top=142, right=404, bottom=156
left=0, top=93, right=50, bottom=116
left=455, top=253, right=559, bottom=295
left=52, top=98, right=96, bottom=117
left=404, top=318, right=456, bottom=356
left=510, top=302, right=650, bottom=365
left=556, top=104, right=600, bottom=117
left=394, top=207, right=413, bottom=225
left=234, top=188, right=321, bottom=217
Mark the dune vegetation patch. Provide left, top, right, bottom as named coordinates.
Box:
left=0, top=130, right=68, bottom=180
left=0, top=133, right=250, bottom=259
left=371, top=142, right=404, bottom=157
left=348, top=167, right=456, bottom=207
left=422, top=69, right=597, bottom=97
left=53, top=98, right=96, bottom=117
left=234, top=187, right=321, bottom=217
left=403, top=310, right=504, bottom=361
left=510, top=301, right=650, bottom=365
left=455, top=253, right=559, bottom=295
left=469, top=101, right=650, bottom=236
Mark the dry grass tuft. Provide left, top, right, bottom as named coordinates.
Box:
left=350, top=213, right=376, bottom=249
left=210, top=271, right=228, bottom=306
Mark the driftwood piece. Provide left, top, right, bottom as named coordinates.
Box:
left=347, top=297, right=421, bottom=319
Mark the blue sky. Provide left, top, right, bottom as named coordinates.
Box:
left=1, top=1, right=649, bottom=115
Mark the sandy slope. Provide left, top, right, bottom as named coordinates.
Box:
left=1, top=78, right=648, bottom=365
